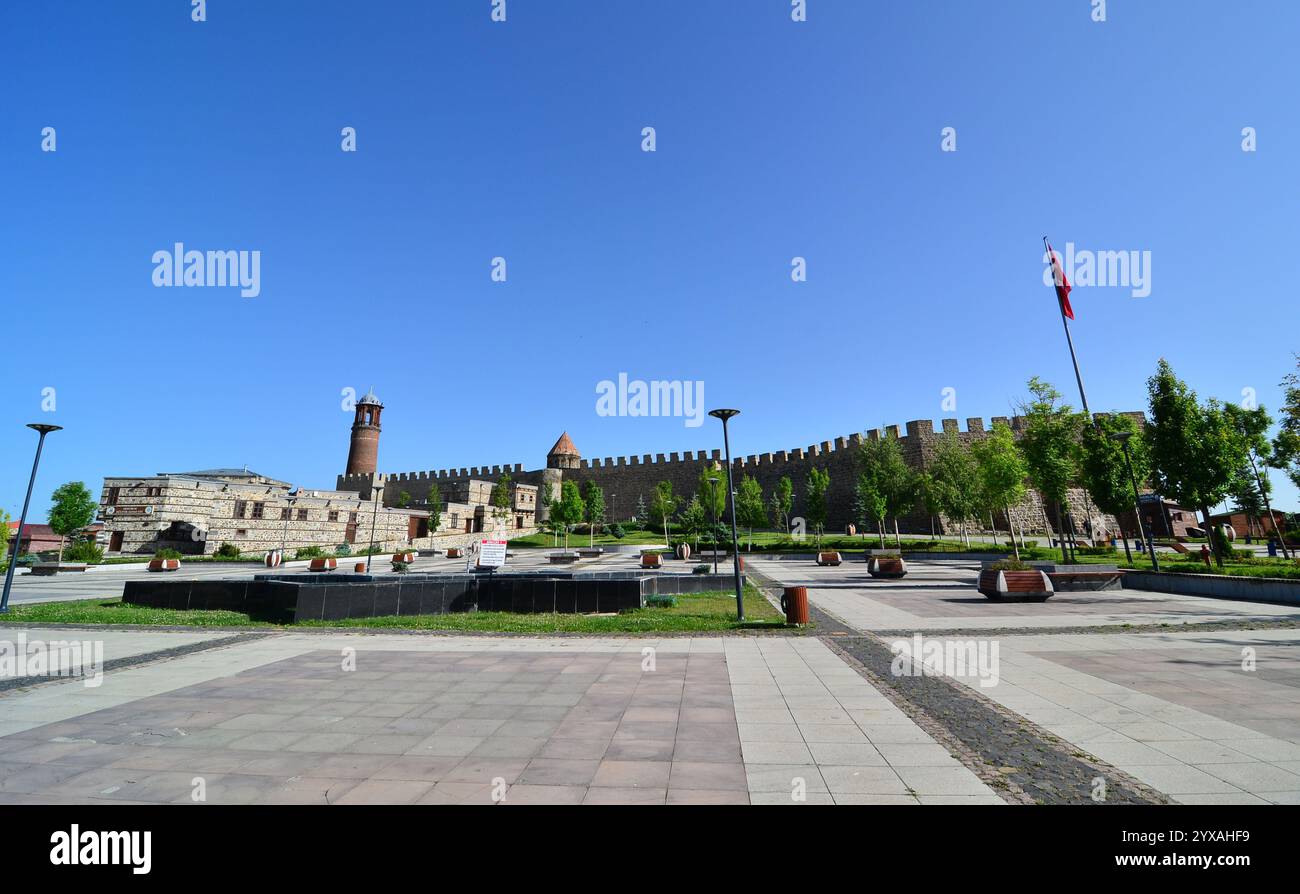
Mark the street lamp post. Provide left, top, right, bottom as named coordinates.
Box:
left=707, top=476, right=720, bottom=575
left=365, top=485, right=385, bottom=573
left=708, top=409, right=745, bottom=622
left=1111, top=431, right=1159, bottom=572
left=280, top=496, right=297, bottom=562
left=1, top=424, right=62, bottom=613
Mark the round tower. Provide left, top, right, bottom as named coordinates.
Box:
left=546, top=431, right=581, bottom=470
left=345, top=389, right=384, bottom=476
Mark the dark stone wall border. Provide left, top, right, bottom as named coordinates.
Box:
left=123, top=571, right=745, bottom=623
left=1123, top=570, right=1300, bottom=606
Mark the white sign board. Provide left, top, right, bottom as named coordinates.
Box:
left=477, top=539, right=508, bottom=570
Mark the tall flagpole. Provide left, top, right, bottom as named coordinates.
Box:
left=1044, top=236, right=1092, bottom=421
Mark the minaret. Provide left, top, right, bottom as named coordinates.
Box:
left=345, top=388, right=384, bottom=476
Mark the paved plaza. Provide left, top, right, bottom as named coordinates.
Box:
left=748, top=556, right=1300, bottom=804
left=1, top=553, right=1297, bottom=804
left=0, top=631, right=997, bottom=805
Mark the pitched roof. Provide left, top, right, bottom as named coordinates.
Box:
left=547, top=431, right=580, bottom=456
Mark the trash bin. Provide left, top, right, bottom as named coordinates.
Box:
left=1268, top=539, right=1278, bottom=557
left=781, top=586, right=809, bottom=625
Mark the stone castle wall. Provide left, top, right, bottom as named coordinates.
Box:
left=364, top=412, right=1146, bottom=538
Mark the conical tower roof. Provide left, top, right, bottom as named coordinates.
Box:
left=547, top=431, right=580, bottom=457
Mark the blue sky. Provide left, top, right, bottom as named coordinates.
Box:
left=2, top=0, right=1297, bottom=520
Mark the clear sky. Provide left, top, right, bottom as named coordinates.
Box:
left=2, top=0, right=1297, bottom=521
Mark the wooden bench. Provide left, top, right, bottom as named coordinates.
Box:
left=549, top=553, right=579, bottom=565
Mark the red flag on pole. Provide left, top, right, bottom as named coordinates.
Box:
left=1046, top=240, right=1074, bottom=320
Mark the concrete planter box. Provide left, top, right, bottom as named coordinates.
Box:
left=392, top=552, right=416, bottom=565
left=577, top=548, right=604, bottom=558
left=264, top=551, right=283, bottom=569
left=977, top=567, right=1054, bottom=602
left=817, top=551, right=842, bottom=567
left=148, top=558, right=181, bottom=572
left=641, top=553, right=663, bottom=570
left=308, top=557, right=337, bottom=572
left=549, top=552, right=580, bottom=565
left=1031, top=563, right=1123, bottom=592
left=354, top=562, right=367, bottom=573
left=446, top=548, right=463, bottom=559
left=31, top=563, right=88, bottom=575
left=869, top=556, right=907, bottom=579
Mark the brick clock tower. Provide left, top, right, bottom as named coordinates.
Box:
left=345, top=389, right=384, bottom=476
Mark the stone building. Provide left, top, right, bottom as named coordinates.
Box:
left=98, top=390, right=540, bottom=556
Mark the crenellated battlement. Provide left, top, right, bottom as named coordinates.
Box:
left=369, top=412, right=1144, bottom=486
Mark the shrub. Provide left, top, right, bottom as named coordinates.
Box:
left=62, top=539, right=104, bottom=564
left=294, top=546, right=326, bottom=560
left=987, top=559, right=1032, bottom=571
left=693, top=564, right=711, bottom=574
left=610, top=524, right=626, bottom=540
left=214, top=542, right=241, bottom=559
left=645, top=595, right=677, bottom=608
left=154, top=548, right=182, bottom=560
left=335, top=542, right=352, bottom=557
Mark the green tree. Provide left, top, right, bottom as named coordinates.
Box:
left=805, top=467, right=830, bottom=549
left=1273, top=357, right=1300, bottom=491
left=771, top=476, right=794, bottom=533
left=929, top=434, right=981, bottom=548
left=735, top=475, right=766, bottom=550
left=697, top=466, right=726, bottom=522
left=877, top=434, right=916, bottom=547
left=649, top=481, right=678, bottom=545
left=551, top=480, right=586, bottom=549
left=1225, top=401, right=1290, bottom=558
left=634, top=494, right=647, bottom=526
left=1145, top=359, right=1246, bottom=567
left=0, top=507, right=11, bottom=563
left=854, top=441, right=889, bottom=548
left=1077, top=414, right=1148, bottom=564
left=490, top=473, right=513, bottom=528
left=584, top=482, right=606, bottom=547
left=972, top=421, right=1030, bottom=559
left=913, top=471, right=941, bottom=538
left=426, top=483, right=442, bottom=534
left=47, top=481, right=97, bottom=564
left=395, top=490, right=411, bottom=508
left=678, top=495, right=708, bottom=551
left=1017, top=377, right=1085, bottom=558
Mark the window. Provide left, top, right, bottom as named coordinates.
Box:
left=349, top=512, right=358, bottom=523
left=234, top=501, right=247, bottom=519
left=106, top=487, right=119, bottom=506
left=251, top=503, right=264, bottom=519
left=236, top=529, right=247, bottom=537
left=297, top=508, right=308, bottom=521
left=328, top=511, right=339, bottom=522
left=280, top=507, right=291, bottom=520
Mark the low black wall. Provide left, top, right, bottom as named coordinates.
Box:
left=123, top=571, right=743, bottom=623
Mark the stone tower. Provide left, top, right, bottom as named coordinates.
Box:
left=547, top=432, right=581, bottom=470
left=345, top=389, right=384, bottom=476
left=536, top=432, right=579, bottom=523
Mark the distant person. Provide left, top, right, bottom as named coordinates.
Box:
left=1200, top=543, right=1212, bottom=567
